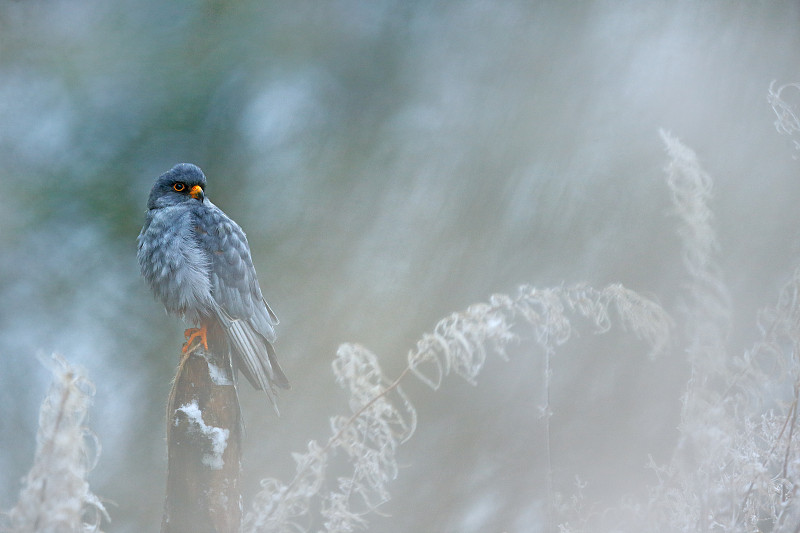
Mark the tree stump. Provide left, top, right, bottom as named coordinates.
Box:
left=162, top=344, right=241, bottom=533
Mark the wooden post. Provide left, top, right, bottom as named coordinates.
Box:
left=162, top=343, right=242, bottom=533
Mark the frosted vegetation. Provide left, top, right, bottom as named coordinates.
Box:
left=5, top=89, right=800, bottom=532
left=3, top=354, right=108, bottom=533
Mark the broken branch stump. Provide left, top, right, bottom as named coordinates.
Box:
left=162, top=345, right=241, bottom=533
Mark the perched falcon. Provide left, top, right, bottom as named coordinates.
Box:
left=137, top=163, right=289, bottom=409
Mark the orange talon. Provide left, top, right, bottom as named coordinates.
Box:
left=183, top=326, right=209, bottom=352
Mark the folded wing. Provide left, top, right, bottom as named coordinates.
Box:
left=195, top=205, right=289, bottom=410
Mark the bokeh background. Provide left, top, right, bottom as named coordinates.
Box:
left=2, top=1, right=800, bottom=531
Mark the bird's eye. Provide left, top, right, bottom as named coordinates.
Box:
left=173, top=183, right=186, bottom=192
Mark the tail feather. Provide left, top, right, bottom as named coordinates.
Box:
left=226, top=318, right=284, bottom=414
left=265, top=341, right=290, bottom=389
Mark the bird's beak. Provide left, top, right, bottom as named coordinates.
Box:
left=189, top=185, right=205, bottom=202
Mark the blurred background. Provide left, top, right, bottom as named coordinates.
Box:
left=2, top=1, right=800, bottom=531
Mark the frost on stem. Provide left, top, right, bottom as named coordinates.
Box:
left=242, top=441, right=327, bottom=533
left=639, top=131, right=737, bottom=532
left=4, top=353, right=108, bottom=533
left=660, top=129, right=731, bottom=362
left=659, top=131, right=732, bottom=445
left=243, top=344, right=417, bottom=533
left=768, top=80, right=800, bottom=152
left=645, top=262, right=800, bottom=533
left=408, top=283, right=671, bottom=391
left=635, top=131, right=800, bottom=533
left=244, top=283, right=671, bottom=533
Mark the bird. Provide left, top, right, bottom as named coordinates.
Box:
left=137, top=163, right=289, bottom=411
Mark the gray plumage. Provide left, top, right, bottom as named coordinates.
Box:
left=137, top=163, right=288, bottom=409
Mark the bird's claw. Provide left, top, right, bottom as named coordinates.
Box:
left=183, top=326, right=209, bottom=353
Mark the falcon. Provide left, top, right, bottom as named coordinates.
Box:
left=137, top=163, right=288, bottom=409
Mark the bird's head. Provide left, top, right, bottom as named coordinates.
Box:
left=147, top=163, right=207, bottom=209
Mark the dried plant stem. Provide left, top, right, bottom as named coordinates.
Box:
left=781, top=391, right=799, bottom=493
left=278, top=365, right=413, bottom=505
left=329, top=366, right=412, bottom=449
left=5, top=354, right=107, bottom=533
left=543, top=346, right=555, bottom=533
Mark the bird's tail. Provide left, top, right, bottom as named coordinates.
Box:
left=225, top=318, right=289, bottom=415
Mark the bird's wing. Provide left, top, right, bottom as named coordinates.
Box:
left=194, top=203, right=289, bottom=398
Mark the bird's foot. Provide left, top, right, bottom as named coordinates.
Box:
left=183, top=326, right=209, bottom=353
